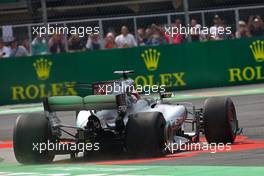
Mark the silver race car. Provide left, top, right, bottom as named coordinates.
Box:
left=13, top=71, right=240, bottom=164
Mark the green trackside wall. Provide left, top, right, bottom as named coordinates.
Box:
left=0, top=37, right=264, bottom=105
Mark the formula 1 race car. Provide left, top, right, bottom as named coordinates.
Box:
left=13, top=71, right=240, bottom=164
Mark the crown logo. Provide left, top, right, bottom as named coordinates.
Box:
left=249, top=40, right=264, bottom=62
left=141, top=48, right=160, bottom=71
left=33, top=58, right=52, bottom=80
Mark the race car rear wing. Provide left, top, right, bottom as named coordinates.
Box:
left=43, top=95, right=118, bottom=112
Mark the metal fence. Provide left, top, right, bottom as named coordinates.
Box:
left=1, top=4, right=264, bottom=55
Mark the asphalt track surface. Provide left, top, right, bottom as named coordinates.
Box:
left=0, top=84, right=264, bottom=175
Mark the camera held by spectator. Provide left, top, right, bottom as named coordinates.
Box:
left=48, top=34, right=66, bottom=54
left=146, top=24, right=167, bottom=46
left=86, top=34, right=102, bottom=50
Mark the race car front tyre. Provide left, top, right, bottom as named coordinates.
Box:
left=203, top=97, right=238, bottom=144
left=125, top=112, right=166, bottom=157
left=13, top=113, right=55, bottom=164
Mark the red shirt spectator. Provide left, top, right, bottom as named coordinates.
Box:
left=165, top=19, right=184, bottom=44
left=104, top=32, right=116, bottom=49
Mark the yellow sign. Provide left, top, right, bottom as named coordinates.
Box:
left=137, top=48, right=186, bottom=88
left=11, top=58, right=78, bottom=101
left=33, top=58, right=52, bottom=80
left=11, top=82, right=77, bottom=100
left=249, top=40, right=264, bottom=62
left=229, top=40, right=264, bottom=82
left=134, top=73, right=186, bottom=87
left=141, top=48, right=160, bottom=71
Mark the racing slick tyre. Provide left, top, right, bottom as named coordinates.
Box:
left=125, top=112, right=166, bottom=157
left=13, top=113, right=55, bottom=164
left=203, top=97, right=238, bottom=144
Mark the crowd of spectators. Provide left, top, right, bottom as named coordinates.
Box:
left=0, top=14, right=264, bottom=58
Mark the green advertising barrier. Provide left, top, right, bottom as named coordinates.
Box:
left=0, top=37, right=264, bottom=105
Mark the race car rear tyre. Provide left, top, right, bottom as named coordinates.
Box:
left=203, top=97, right=238, bottom=144
left=125, top=112, right=166, bottom=157
left=13, top=113, right=55, bottom=164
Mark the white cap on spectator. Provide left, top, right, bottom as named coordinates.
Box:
left=239, top=21, right=246, bottom=26
left=253, top=18, right=260, bottom=22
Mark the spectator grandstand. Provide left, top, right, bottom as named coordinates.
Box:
left=0, top=0, right=263, bottom=58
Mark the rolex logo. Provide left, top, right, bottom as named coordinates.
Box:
left=249, top=40, right=264, bottom=62
left=141, top=48, right=160, bottom=71
left=33, top=58, right=52, bottom=80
